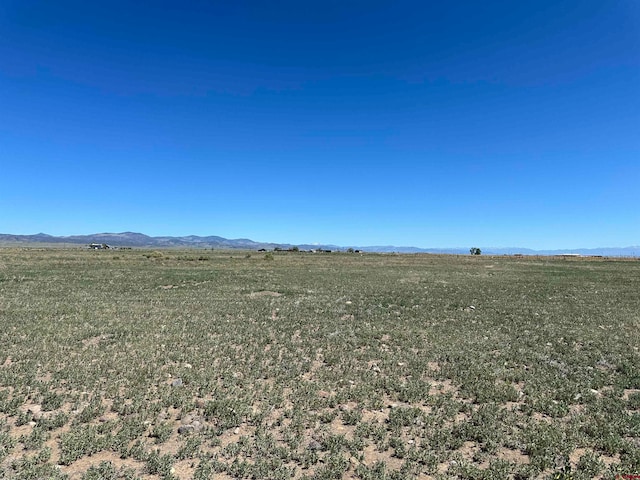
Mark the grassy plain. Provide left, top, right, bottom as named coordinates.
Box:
left=0, top=248, right=638, bottom=479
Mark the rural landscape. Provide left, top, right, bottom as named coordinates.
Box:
left=2, top=1, right=638, bottom=479
left=0, top=247, right=638, bottom=479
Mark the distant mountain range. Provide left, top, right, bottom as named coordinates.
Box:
left=0, top=232, right=638, bottom=257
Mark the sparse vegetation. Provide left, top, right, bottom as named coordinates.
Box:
left=0, top=248, right=638, bottom=479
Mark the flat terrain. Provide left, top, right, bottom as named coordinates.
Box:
left=0, top=248, right=638, bottom=479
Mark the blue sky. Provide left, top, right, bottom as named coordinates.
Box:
left=1, top=1, right=638, bottom=249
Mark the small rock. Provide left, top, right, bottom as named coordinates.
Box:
left=28, top=421, right=37, bottom=427
left=233, top=427, right=240, bottom=434
left=27, top=405, right=43, bottom=420
left=307, top=440, right=322, bottom=451
left=184, top=363, right=192, bottom=369
left=178, top=425, right=195, bottom=434
left=171, top=378, right=183, bottom=387
left=345, top=301, right=352, bottom=305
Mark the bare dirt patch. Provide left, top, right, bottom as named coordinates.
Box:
left=497, top=446, right=530, bottom=464
left=62, top=452, right=150, bottom=480
left=248, top=290, right=282, bottom=298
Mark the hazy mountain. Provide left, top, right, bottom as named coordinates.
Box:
left=0, top=232, right=273, bottom=249
left=0, top=232, right=637, bottom=257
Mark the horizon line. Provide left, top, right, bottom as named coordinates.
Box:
left=0, top=231, right=638, bottom=254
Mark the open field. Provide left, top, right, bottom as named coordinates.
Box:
left=0, top=248, right=638, bottom=479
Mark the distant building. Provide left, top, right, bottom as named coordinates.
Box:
left=88, top=243, right=110, bottom=250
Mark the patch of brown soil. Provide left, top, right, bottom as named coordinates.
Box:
left=328, top=417, right=356, bottom=441
left=171, top=458, right=197, bottom=479
left=568, top=404, right=586, bottom=415
left=457, top=440, right=480, bottom=461
left=600, top=453, right=621, bottom=467
left=43, top=423, right=69, bottom=465
left=61, top=451, right=151, bottom=479
left=532, top=412, right=553, bottom=423
left=36, top=372, right=53, bottom=382
left=497, top=447, right=530, bottom=464
left=361, top=408, right=387, bottom=423
left=428, top=379, right=457, bottom=395
left=82, top=334, right=112, bottom=348
left=9, top=421, right=34, bottom=440
left=361, top=444, right=403, bottom=470
left=569, top=447, right=589, bottom=466
left=568, top=447, right=620, bottom=478
left=219, top=424, right=257, bottom=448
left=249, top=291, right=282, bottom=298
left=302, top=359, right=326, bottom=381
left=504, top=401, right=524, bottom=411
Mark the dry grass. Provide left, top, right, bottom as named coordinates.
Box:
left=0, top=248, right=638, bottom=479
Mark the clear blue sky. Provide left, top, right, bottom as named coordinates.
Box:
left=1, top=1, right=638, bottom=249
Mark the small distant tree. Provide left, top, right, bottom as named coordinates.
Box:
left=291, top=246, right=299, bottom=252
left=470, top=247, right=481, bottom=255
left=347, top=248, right=354, bottom=253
